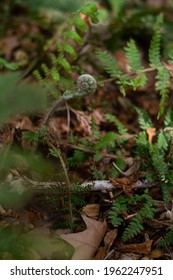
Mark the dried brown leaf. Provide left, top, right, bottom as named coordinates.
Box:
left=60, top=215, right=107, bottom=260
left=118, top=240, right=153, bottom=255
left=82, top=204, right=100, bottom=219
left=104, top=228, right=118, bottom=250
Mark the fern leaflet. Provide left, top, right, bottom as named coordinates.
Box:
left=124, top=38, right=143, bottom=73
left=156, top=66, right=171, bottom=117
left=95, top=132, right=118, bottom=150
left=96, top=49, right=122, bottom=78
left=149, top=14, right=163, bottom=68
left=134, top=107, right=153, bottom=130
left=105, top=113, right=128, bottom=135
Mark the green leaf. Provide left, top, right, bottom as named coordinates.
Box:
left=58, top=56, right=71, bottom=73
left=124, top=38, right=143, bottom=73
left=95, top=132, right=118, bottom=150
left=73, top=16, right=88, bottom=31
left=96, top=49, right=122, bottom=78
left=105, top=113, right=128, bottom=134
left=135, top=107, right=153, bottom=130
left=156, top=66, right=170, bottom=117
left=0, top=73, right=47, bottom=123
left=64, top=43, right=77, bottom=59
left=63, top=31, right=83, bottom=45
left=149, top=14, right=163, bottom=68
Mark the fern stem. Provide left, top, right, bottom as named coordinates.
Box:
left=59, top=139, right=135, bottom=160
left=99, top=67, right=156, bottom=85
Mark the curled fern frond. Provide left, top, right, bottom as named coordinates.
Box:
left=34, top=1, right=98, bottom=97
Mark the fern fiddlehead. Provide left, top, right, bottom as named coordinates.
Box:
left=77, top=74, right=97, bottom=95
left=43, top=74, right=97, bottom=125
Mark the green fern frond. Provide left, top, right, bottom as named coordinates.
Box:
left=159, top=226, right=173, bottom=246
left=157, top=130, right=169, bottom=151
left=58, top=55, right=71, bottom=72
left=164, top=106, right=173, bottom=127
left=122, top=192, right=155, bottom=241
left=108, top=196, right=128, bottom=226
left=149, top=14, right=163, bottom=68
left=91, top=116, right=100, bottom=138
left=63, top=43, right=77, bottom=59
left=134, top=107, right=153, bottom=130
left=33, top=69, right=44, bottom=82
left=63, top=30, right=83, bottom=45
left=91, top=166, right=106, bottom=180
left=34, top=1, right=98, bottom=97
left=105, top=113, right=128, bottom=135
left=124, top=38, right=143, bottom=73
left=150, top=145, right=168, bottom=179
left=80, top=1, right=98, bottom=23
left=156, top=66, right=171, bottom=117
left=41, top=64, right=50, bottom=77
left=129, top=72, right=148, bottom=90
left=68, top=150, right=87, bottom=167
left=73, top=16, right=88, bottom=31
left=122, top=214, right=143, bottom=242
left=96, top=49, right=122, bottom=78
left=51, top=67, right=60, bottom=82
left=95, top=132, right=118, bottom=150
left=135, top=131, right=150, bottom=159
left=93, top=152, right=102, bottom=162
left=109, top=192, right=156, bottom=242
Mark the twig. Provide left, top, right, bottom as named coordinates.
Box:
left=23, top=177, right=116, bottom=191
left=59, top=142, right=136, bottom=162
left=22, top=177, right=158, bottom=192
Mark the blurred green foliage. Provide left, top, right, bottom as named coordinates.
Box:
left=0, top=73, right=47, bottom=123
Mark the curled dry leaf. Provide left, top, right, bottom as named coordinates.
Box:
left=146, top=127, right=156, bottom=144
left=60, top=215, right=107, bottom=260
left=70, top=108, right=92, bottom=136
left=118, top=240, right=153, bottom=255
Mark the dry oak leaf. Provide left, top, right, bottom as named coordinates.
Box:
left=110, top=177, right=136, bottom=196
left=104, top=228, right=118, bottom=251
left=82, top=204, right=100, bottom=219
left=60, top=215, right=107, bottom=260
left=93, top=247, right=107, bottom=260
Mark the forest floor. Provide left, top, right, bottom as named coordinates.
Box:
left=0, top=1, right=173, bottom=260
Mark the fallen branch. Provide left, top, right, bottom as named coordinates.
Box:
left=22, top=176, right=158, bottom=192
